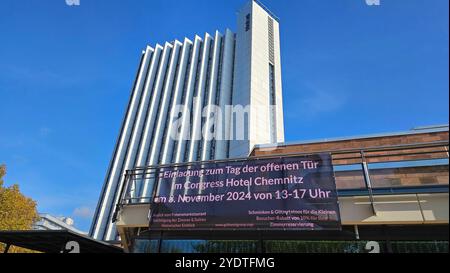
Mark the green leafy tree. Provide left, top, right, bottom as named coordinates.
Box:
left=0, top=164, right=39, bottom=253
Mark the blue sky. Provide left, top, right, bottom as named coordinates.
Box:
left=0, top=0, right=448, bottom=232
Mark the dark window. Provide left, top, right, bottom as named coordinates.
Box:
left=269, top=64, right=277, bottom=143
left=245, top=14, right=251, bottom=32
left=268, top=17, right=275, bottom=64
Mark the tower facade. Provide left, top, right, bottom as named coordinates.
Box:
left=230, top=0, right=285, bottom=158
left=91, top=0, right=285, bottom=241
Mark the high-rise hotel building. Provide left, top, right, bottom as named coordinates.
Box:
left=91, top=0, right=285, bottom=241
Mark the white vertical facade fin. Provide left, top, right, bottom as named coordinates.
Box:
left=147, top=40, right=183, bottom=167
left=173, top=36, right=203, bottom=164
left=91, top=46, right=153, bottom=240
left=124, top=44, right=164, bottom=201
left=133, top=42, right=173, bottom=200
left=273, top=19, right=285, bottom=143
left=103, top=45, right=164, bottom=240
left=201, top=31, right=223, bottom=161
left=215, top=29, right=236, bottom=160
left=187, top=33, right=213, bottom=163
left=141, top=40, right=183, bottom=199
left=121, top=44, right=163, bottom=177
left=160, top=38, right=193, bottom=165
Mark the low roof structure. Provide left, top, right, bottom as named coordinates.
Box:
left=0, top=230, right=123, bottom=253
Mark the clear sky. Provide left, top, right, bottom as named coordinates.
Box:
left=0, top=0, right=448, bottom=232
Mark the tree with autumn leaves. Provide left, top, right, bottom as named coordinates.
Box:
left=0, top=164, right=39, bottom=253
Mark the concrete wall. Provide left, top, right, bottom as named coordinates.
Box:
left=339, top=193, right=449, bottom=225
